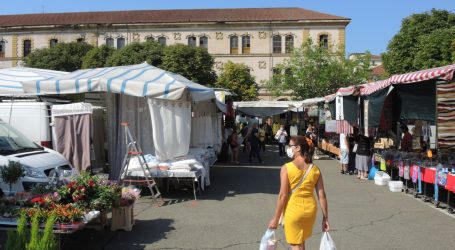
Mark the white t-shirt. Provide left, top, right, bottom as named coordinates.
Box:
left=339, top=133, right=348, bottom=150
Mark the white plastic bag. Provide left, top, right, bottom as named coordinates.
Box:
left=319, top=232, right=336, bottom=250
left=259, top=229, right=277, bottom=250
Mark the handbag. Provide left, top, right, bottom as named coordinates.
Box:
left=352, top=143, right=358, bottom=153
left=278, top=164, right=314, bottom=225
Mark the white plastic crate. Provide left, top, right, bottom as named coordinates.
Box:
left=374, top=171, right=390, bottom=186
left=388, top=181, right=403, bottom=192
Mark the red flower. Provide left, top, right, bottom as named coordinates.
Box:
left=88, top=180, right=95, bottom=187
left=31, top=197, right=45, bottom=204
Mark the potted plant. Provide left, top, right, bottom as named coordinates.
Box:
left=0, top=161, right=24, bottom=196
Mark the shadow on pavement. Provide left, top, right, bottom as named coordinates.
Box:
left=61, top=218, right=175, bottom=250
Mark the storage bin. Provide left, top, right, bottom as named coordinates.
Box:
left=374, top=171, right=390, bottom=186
left=111, top=205, right=135, bottom=231
left=388, top=181, right=403, bottom=192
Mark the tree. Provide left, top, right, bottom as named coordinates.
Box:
left=106, top=41, right=163, bottom=67
left=382, top=9, right=455, bottom=74
left=266, top=40, right=371, bottom=100
left=24, top=42, right=93, bottom=72
left=161, top=44, right=216, bottom=85
left=82, top=45, right=115, bottom=69
left=214, top=61, right=258, bottom=101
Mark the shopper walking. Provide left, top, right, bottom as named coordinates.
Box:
left=339, top=133, right=349, bottom=174
left=259, top=124, right=266, bottom=153
left=275, top=125, right=288, bottom=158
left=355, top=134, right=372, bottom=179
left=249, top=123, right=263, bottom=164
left=228, top=132, right=240, bottom=164
left=268, top=136, right=330, bottom=250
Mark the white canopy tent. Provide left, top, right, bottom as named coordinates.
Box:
left=22, top=63, right=219, bottom=180
left=0, top=67, right=67, bottom=95
left=22, top=62, right=214, bottom=102
left=234, top=100, right=304, bottom=117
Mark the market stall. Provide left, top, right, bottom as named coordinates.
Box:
left=0, top=67, right=68, bottom=95
left=22, top=63, right=221, bottom=197
left=357, top=64, right=455, bottom=210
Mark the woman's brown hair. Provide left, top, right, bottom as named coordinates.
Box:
left=290, top=135, right=312, bottom=164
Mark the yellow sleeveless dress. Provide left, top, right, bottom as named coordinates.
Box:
left=283, top=162, right=320, bottom=244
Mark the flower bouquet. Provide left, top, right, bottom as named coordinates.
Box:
left=116, top=187, right=141, bottom=207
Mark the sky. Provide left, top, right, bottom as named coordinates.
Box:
left=1, top=1, right=454, bottom=56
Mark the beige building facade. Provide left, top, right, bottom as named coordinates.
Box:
left=0, top=8, right=350, bottom=100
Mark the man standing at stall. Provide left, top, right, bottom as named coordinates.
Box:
left=339, top=132, right=349, bottom=174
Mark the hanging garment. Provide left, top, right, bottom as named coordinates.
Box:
left=290, top=125, right=298, bottom=136
left=54, top=114, right=91, bottom=172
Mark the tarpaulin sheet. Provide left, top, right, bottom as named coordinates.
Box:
left=394, top=81, right=436, bottom=122
left=365, top=88, right=389, bottom=128
left=343, top=96, right=358, bottom=125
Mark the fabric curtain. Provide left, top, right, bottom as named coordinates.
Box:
left=91, top=108, right=106, bottom=170
left=106, top=93, right=155, bottom=180
left=191, top=101, right=222, bottom=152
left=148, top=98, right=191, bottom=161
left=54, top=114, right=91, bottom=172
left=366, top=87, right=389, bottom=128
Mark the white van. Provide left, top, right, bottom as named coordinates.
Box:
left=0, top=119, right=74, bottom=195
left=0, top=101, right=53, bottom=148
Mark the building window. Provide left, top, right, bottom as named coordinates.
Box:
left=199, top=36, right=208, bottom=49
left=273, top=35, right=282, bottom=53
left=117, top=37, right=125, bottom=49
left=106, top=38, right=114, bottom=47
left=230, top=36, right=238, bottom=54
left=146, top=36, right=154, bottom=42
left=49, top=39, right=58, bottom=48
left=158, top=37, right=166, bottom=46
left=76, top=38, right=85, bottom=43
left=242, top=36, right=250, bottom=54
left=23, top=39, right=32, bottom=57
left=319, top=34, right=329, bottom=49
left=0, top=41, right=5, bottom=58
left=285, top=35, right=294, bottom=53
left=188, top=36, right=196, bottom=47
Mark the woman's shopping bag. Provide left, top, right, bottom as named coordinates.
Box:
left=259, top=229, right=277, bottom=250
left=319, top=232, right=337, bottom=250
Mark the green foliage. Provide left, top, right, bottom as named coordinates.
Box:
left=213, top=61, right=258, bottom=101
left=26, top=215, right=40, bottom=250
left=38, top=215, right=57, bottom=250
left=161, top=44, right=216, bottom=85
left=5, top=212, right=28, bottom=250
left=266, top=39, right=371, bottom=100
left=382, top=9, right=455, bottom=74
left=413, top=28, right=455, bottom=69
left=0, top=161, right=24, bottom=195
left=106, top=41, right=163, bottom=67
left=24, top=42, right=93, bottom=72
left=82, top=45, right=115, bottom=69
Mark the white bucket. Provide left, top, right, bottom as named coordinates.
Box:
left=374, top=171, right=390, bottom=186
left=388, top=181, right=403, bottom=192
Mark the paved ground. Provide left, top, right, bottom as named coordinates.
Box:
left=3, top=145, right=455, bottom=249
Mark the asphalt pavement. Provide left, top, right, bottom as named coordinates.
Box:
left=20, top=145, right=455, bottom=250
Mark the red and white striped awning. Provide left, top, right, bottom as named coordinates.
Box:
left=361, top=64, right=455, bottom=95
left=324, top=86, right=356, bottom=102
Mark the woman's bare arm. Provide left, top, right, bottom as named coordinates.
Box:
left=268, top=165, right=290, bottom=228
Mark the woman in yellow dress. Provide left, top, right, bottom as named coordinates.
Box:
left=268, top=135, right=330, bottom=250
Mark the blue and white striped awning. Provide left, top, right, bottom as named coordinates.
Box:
left=0, top=67, right=67, bottom=95
left=22, top=62, right=215, bottom=102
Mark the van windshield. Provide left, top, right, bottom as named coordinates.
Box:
left=0, top=122, right=41, bottom=155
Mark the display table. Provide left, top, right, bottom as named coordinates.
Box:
left=125, top=169, right=203, bottom=201
left=318, top=140, right=340, bottom=156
